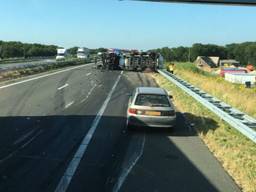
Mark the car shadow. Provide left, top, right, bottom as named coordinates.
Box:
left=127, top=112, right=219, bottom=137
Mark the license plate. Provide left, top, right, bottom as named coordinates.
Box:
left=145, top=111, right=161, bottom=116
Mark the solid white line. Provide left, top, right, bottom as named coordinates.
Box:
left=55, top=71, right=123, bottom=192
left=86, top=72, right=92, bottom=76
left=113, top=134, right=145, bottom=192
left=65, top=101, right=74, bottom=109
left=0, top=63, right=93, bottom=90
left=57, top=83, right=69, bottom=90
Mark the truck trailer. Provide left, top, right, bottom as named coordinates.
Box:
left=56, top=48, right=66, bottom=60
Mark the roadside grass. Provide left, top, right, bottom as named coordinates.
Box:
left=151, top=73, right=256, bottom=192
left=0, top=59, right=91, bottom=82
left=170, top=62, right=256, bottom=118
left=0, top=57, right=43, bottom=65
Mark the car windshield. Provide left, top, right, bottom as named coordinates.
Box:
left=135, top=94, right=170, bottom=107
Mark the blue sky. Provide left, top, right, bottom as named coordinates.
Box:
left=0, top=0, right=256, bottom=50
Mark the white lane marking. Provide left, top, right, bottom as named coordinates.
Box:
left=80, top=84, right=97, bottom=103
left=86, top=72, right=92, bottom=76
left=113, top=134, right=146, bottom=192
left=0, top=63, right=93, bottom=90
left=57, top=83, right=69, bottom=90
left=65, top=101, right=74, bottom=109
left=55, top=71, right=123, bottom=192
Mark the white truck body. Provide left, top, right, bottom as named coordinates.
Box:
left=157, top=54, right=164, bottom=69
left=225, top=73, right=256, bottom=85
left=56, top=48, right=66, bottom=60
left=77, top=48, right=89, bottom=59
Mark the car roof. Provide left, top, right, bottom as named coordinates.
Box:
left=136, top=87, right=167, bottom=95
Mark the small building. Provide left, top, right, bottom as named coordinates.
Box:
left=219, top=59, right=240, bottom=67
left=195, top=56, right=219, bottom=71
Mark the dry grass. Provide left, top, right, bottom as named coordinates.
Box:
left=173, top=62, right=256, bottom=118
left=151, top=73, right=256, bottom=192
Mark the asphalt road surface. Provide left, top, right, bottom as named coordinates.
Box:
left=0, top=63, right=240, bottom=192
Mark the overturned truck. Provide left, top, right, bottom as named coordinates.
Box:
left=97, top=50, right=163, bottom=72
left=124, top=51, right=163, bottom=72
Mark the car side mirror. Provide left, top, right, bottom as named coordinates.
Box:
left=169, top=95, right=173, bottom=99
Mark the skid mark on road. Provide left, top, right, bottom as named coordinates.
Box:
left=13, top=129, right=37, bottom=146
left=0, top=129, right=43, bottom=165
left=113, top=134, right=146, bottom=192
left=80, top=84, right=97, bottom=103
left=20, top=130, right=43, bottom=149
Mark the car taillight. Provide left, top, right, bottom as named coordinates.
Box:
left=128, top=108, right=137, bottom=114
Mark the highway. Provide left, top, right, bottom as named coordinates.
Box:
left=0, top=63, right=240, bottom=192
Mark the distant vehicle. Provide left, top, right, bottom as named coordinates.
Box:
left=127, top=87, right=176, bottom=130
left=119, top=54, right=125, bottom=69
left=77, top=47, right=89, bottom=59
left=56, top=48, right=66, bottom=60
left=157, top=54, right=164, bottom=69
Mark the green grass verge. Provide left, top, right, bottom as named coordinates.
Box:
left=171, top=62, right=215, bottom=77
left=167, top=62, right=256, bottom=118
left=151, top=73, right=256, bottom=192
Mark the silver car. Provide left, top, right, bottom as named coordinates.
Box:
left=127, top=87, right=176, bottom=130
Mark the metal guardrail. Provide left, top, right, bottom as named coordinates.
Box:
left=158, top=69, right=256, bottom=143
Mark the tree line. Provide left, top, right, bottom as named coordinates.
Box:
left=0, top=40, right=109, bottom=59
left=0, top=41, right=57, bottom=59
left=154, top=42, right=256, bottom=66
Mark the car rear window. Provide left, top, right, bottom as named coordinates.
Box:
left=135, top=94, right=170, bottom=107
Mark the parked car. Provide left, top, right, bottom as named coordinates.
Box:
left=127, top=87, right=176, bottom=130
